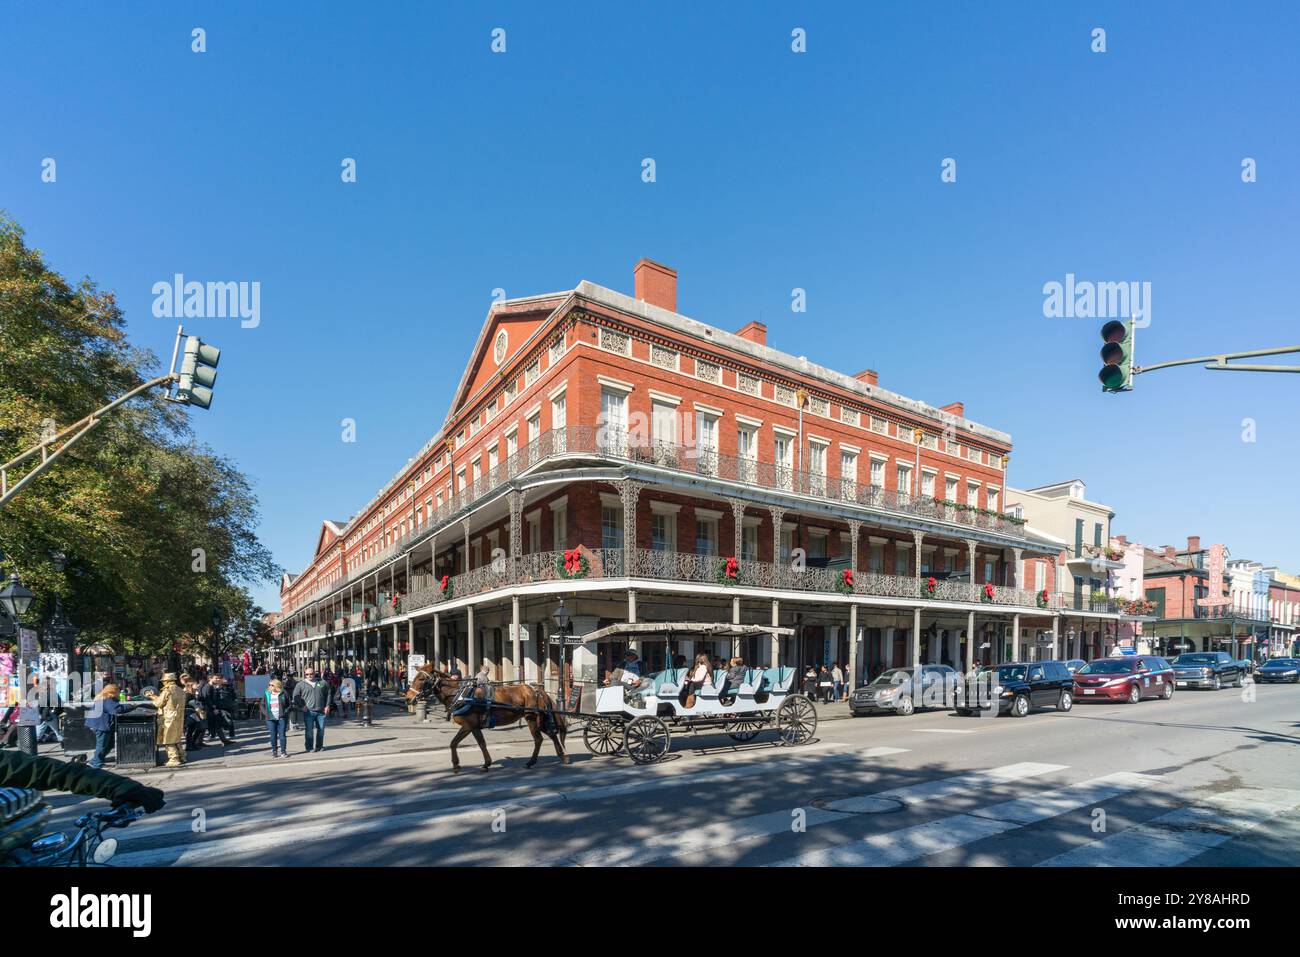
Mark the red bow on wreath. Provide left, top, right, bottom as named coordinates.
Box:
left=983, top=582, right=995, bottom=599
left=439, top=575, right=450, bottom=591
left=927, top=576, right=936, bottom=589
left=843, top=569, right=854, bottom=587
left=725, top=556, right=739, bottom=579
left=564, top=549, right=582, bottom=574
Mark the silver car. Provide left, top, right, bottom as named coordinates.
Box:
left=850, top=665, right=959, bottom=717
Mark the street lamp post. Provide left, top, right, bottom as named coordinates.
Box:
left=0, top=573, right=37, bottom=755
left=551, top=600, right=573, bottom=706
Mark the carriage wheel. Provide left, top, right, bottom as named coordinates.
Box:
left=775, top=695, right=818, bottom=746
left=624, top=716, right=671, bottom=764
left=724, top=717, right=765, bottom=742
left=583, top=718, right=624, bottom=756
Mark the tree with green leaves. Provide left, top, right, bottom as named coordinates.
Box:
left=0, top=213, right=279, bottom=665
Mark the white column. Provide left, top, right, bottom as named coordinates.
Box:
left=467, top=605, right=477, bottom=673
left=848, top=603, right=859, bottom=691
left=967, top=611, right=977, bottom=671
left=433, top=613, right=441, bottom=670
left=1051, top=615, right=1059, bottom=661
left=771, top=599, right=781, bottom=668
left=511, top=595, right=521, bottom=680
left=912, top=607, right=922, bottom=669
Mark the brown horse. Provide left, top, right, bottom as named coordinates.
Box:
left=406, top=665, right=568, bottom=773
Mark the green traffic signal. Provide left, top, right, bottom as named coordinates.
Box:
left=177, top=335, right=221, bottom=408
left=1098, top=320, right=1132, bottom=392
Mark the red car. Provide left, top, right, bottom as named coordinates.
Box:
left=1073, top=656, right=1175, bottom=703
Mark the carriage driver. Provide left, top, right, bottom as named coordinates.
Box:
left=620, top=650, right=647, bottom=705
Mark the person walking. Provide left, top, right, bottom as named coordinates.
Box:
left=817, top=665, right=834, bottom=703
left=210, top=675, right=238, bottom=742
left=291, top=668, right=333, bottom=753
left=338, top=676, right=356, bottom=719
left=265, top=678, right=290, bottom=758
left=832, top=663, right=845, bottom=702
left=284, top=672, right=299, bottom=730
left=85, top=683, right=136, bottom=769
left=145, top=673, right=187, bottom=767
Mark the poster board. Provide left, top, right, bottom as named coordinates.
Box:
left=0, top=653, right=15, bottom=707
left=243, top=674, right=270, bottom=701
left=407, top=654, right=426, bottom=681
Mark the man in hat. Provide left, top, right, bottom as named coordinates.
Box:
left=145, top=672, right=187, bottom=767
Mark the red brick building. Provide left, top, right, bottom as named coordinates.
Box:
left=275, top=260, right=1115, bottom=686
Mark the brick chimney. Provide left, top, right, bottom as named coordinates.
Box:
left=1164, top=545, right=1177, bottom=561
left=855, top=369, right=879, bottom=387
left=941, top=401, right=965, bottom=418
left=1115, top=534, right=1128, bottom=545
left=633, top=258, right=677, bottom=312
left=736, top=320, right=766, bottom=346
left=1187, top=535, right=1201, bottom=552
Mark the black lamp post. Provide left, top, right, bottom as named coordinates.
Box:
left=551, top=601, right=573, bottom=705
left=1, top=574, right=37, bottom=755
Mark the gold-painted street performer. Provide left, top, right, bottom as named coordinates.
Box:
left=145, top=672, right=187, bottom=766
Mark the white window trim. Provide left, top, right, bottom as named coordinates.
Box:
left=742, top=516, right=762, bottom=528
left=597, top=375, right=634, bottom=394
left=694, top=402, right=724, bottom=417
left=694, top=507, right=724, bottom=521
left=869, top=452, right=889, bottom=462
left=648, top=389, right=682, bottom=406
left=807, top=435, right=831, bottom=446
left=650, top=501, right=682, bottom=515
left=599, top=492, right=623, bottom=510
left=773, top=425, right=797, bottom=438
left=839, top=442, right=861, bottom=454
left=548, top=495, right=568, bottom=511
left=734, top=414, right=764, bottom=428
left=525, top=508, right=542, bottom=522
left=548, top=380, right=568, bottom=400
left=525, top=403, right=542, bottom=420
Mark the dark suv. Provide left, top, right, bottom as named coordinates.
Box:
left=1170, top=652, right=1245, bottom=690
left=957, top=660, right=1074, bottom=717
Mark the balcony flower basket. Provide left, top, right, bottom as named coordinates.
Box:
left=439, top=575, right=453, bottom=600
left=1036, top=589, right=1049, bottom=609
left=835, top=568, right=855, bottom=595
left=1090, top=590, right=1109, bottom=604
left=981, top=582, right=996, bottom=604
left=1104, top=546, right=1125, bottom=561
left=558, top=548, right=590, bottom=580
left=716, top=556, right=740, bottom=586
left=921, top=576, right=937, bottom=599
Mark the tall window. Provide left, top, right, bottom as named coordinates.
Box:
left=551, top=393, right=567, bottom=452
left=840, top=451, right=858, bottom=498
left=601, top=503, right=623, bottom=550
left=780, top=527, right=794, bottom=563
left=741, top=522, right=758, bottom=561
left=600, top=389, right=628, bottom=455
left=945, top=476, right=958, bottom=502
left=652, top=400, right=678, bottom=458
left=527, top=514, right=540, bottom=553
left=552, top=504, right=567, bottom=550
left=774, top=433, right=794, bottom=489
left=696, top=412, right=719, bottom=476
left=695, top=516, right=718, bottom=556
left=506, top=430, right=518, bottom=459
left=808, top=442, right=827, bottom=495
left=896, top=464, right=913, bottom=498
left=869, top=542, right=884, bottom=573
left=967, top=481, right=980, bottom=508
left=737, top=425, right=757, bottom=482
left=651, top=512, right=676, bottom=552
left=896, top=544, right=912, bottom=577
left=988, top=487, right=1000, bottom=512
left=870, top=457, right=885, bottom=489
left=921, top=470, right=936, bottom=498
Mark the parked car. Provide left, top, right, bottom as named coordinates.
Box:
left=849, top=665, right=959, bottom=716
left=1257, top=657, right=1300, bottom=683
left=1065, top=659, right=1086, bottom=674
left=1170, top=652, right=1245, bottom=690
left=1073, top=656, right=1174, bottom=703
left=956, top=660, right=1073, bottom=718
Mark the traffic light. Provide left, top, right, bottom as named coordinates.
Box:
left=1098, top=320, right=1133, bottom=393
left=177, top=335, right=220, bottom=408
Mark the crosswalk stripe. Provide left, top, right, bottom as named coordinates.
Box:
left=772, top=770, right=1155, bottom=866
left=1035, top=787, right=1300, bottom=867
left=110, top=746, right=877, bottom=866
left=555, top=762, right=1064, bottom=867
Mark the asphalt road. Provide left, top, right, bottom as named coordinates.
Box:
left=40, top=681, right=1300, bottom=867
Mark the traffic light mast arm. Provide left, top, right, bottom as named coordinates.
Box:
left=0, top=372, right=179, bottom=510
left=1135, top=344, right=1300, bottom=376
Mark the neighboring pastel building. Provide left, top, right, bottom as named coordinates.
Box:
left=1143, top=537, right=1265, bottom=657
left=274, top=260, right=1122, bottom=686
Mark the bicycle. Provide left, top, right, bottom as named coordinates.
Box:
left=3, top=796, right=145, bottom=867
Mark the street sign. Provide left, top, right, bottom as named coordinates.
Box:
left=408, top=654, right=426, bottom=681
left=18, top=626, right=37, bottom=659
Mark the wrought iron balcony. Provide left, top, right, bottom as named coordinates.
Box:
left=286, top=424, right=1028, bottom=615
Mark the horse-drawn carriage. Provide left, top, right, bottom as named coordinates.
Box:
left=408, top=622, right=818, bottom=772
left=572, top=623, right=818, bottom=765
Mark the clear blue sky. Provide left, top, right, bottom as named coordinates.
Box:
left=4, top=1, right=1298, bottom=613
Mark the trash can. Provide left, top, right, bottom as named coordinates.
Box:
left=60, top=706, right=96, bottom=758
left=114, top=710, right=159, bottom=769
